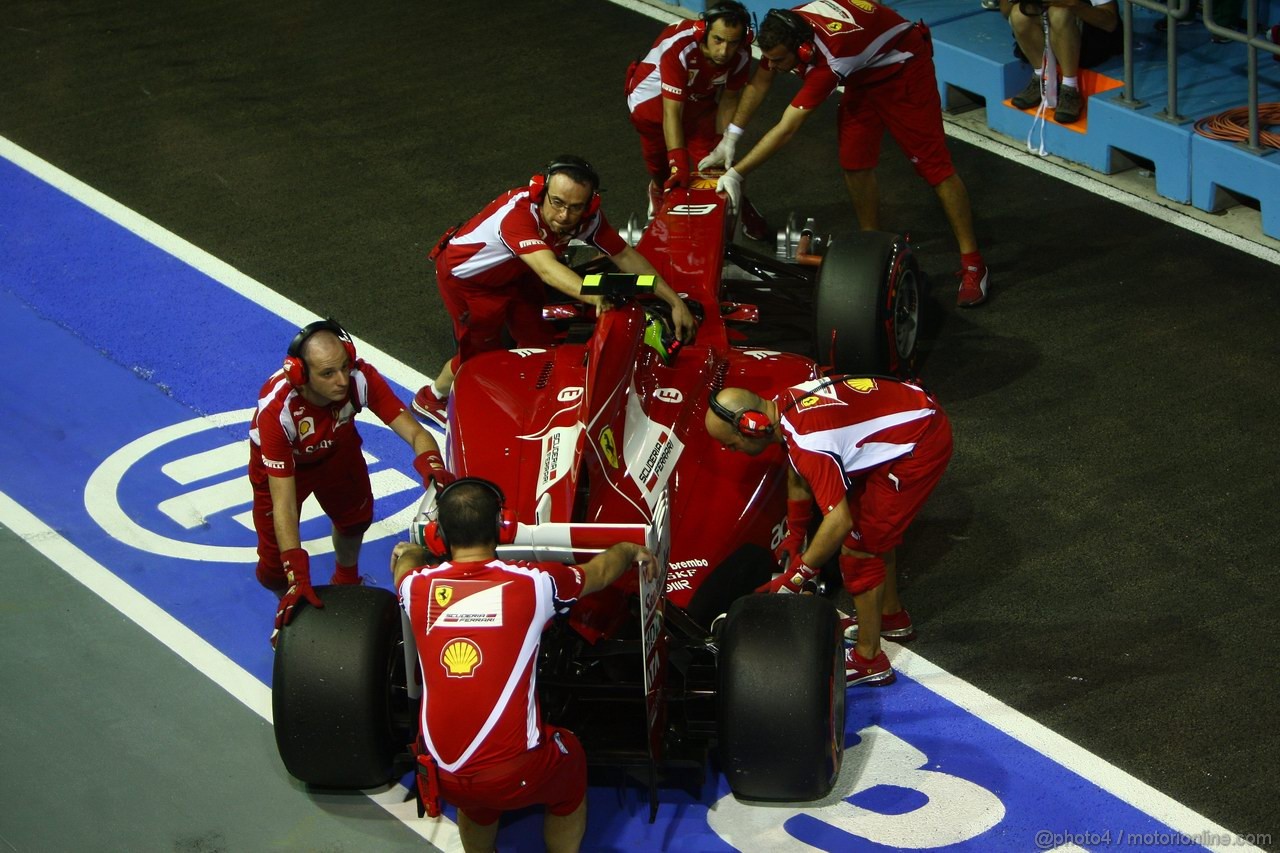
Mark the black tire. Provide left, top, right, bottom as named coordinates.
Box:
left=272, top=585, right=410, bottom=789
left=717, top=594, right=845, bottom=801
left=813, top=232, right=921, bottom=377
left=685, top=543, right=776, bottom=630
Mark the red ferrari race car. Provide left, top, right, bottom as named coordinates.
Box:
left=271, top=178, right=922, bottom=808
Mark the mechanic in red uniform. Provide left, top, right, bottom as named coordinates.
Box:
left=704, top=377, right=953, bottom=687
left=706, top=4, right=992, bottom=307
left=249, top=319, right=454, bottom=646
left=625, top=1, right=768, bottom=236
left=392, top=478, right=653, bottom=853
left=413, top=155, right=697, bottom=426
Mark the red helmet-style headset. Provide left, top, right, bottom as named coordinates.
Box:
left=692, top=1, right=755, bottom=45
left=528, top=155, right=601, bottom=218
left=762, top=8, right=816, bottom=64
left=282, top=319, right=357, bottom=387
left=707, top=390, right=775, bottom=439
left=420, top=477, right=519, bottom=556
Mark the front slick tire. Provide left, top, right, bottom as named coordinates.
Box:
left=717, top=594, right=845, bottom=801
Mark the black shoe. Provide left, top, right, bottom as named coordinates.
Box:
left=1010, top=75, right=1043, bottom=110
left=1055, top=84, right=1083, bottom=123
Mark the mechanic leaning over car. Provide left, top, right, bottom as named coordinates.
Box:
left=391, top=478, right=654, bottom=853
left=248, top=319, right=455, bottom=647
left=624, top=1, right=767, bottom=238
left=705, top=377, right=953, bottom=688
left=413, top=155, right=697, bottom=426
left=704, top=4, right=992, bottom=308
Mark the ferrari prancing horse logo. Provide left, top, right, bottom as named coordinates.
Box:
left=435, top=585, right=453, bottom=608
left=599, top=426, right=619, bottom=468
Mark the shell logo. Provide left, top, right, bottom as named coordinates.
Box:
left=298, top=417, right=315, bottom=438
left=843, top=377, right=879, bottom=394
left=441, top=638, right=482, bottom=677
left=849, top=0, right=876, bottom=11
left=690, top=177, right=718, bottom=189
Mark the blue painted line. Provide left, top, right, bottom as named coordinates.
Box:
left=0, top=147, right=1248, bottom=851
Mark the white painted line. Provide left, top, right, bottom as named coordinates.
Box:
left=0, top=488, right=461, bottom=850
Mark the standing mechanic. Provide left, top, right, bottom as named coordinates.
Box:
left=704, top=4, right=992, bottom=307
left=625, top=1, right=767, bottom=237
left=250, top=319, right=454, bottom=646
left=704, top=377, right=952, bottom=687
left=413, top=155, right=697, bottom=426
left=392, top=478, right=654, bottom=853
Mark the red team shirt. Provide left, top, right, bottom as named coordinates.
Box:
left=625, top=18, right=752, bottom=124
left=399, top=558, right=587, bottom=774
left=248, top=359, right=406, bottom=482
left=775, top=376, right=940, bottom=516
left=436, top=187, right=627, bottom=288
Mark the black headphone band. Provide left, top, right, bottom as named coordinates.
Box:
left=763, top=8, right=812, bottom=46
left=287, top=318, right=349, bottom=358
left=704, top=1, right=750, bottom=28
left=437, top=476, right=505, bottom=508
left=544, top=156, right=599, bottom=193
left=707, top=391, right=771, bottom=436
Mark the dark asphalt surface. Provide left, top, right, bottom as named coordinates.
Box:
left=2, top=0, right=1277, bottom=847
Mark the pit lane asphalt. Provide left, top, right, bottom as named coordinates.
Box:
left=1, top=0, right=1277, bottom=849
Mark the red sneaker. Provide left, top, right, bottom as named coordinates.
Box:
left=412, top=385, right=448, bottom=428
left=957, top=263, right=990, bottom=307
left=845, top=647, right=896, bottom=687
left=842, top=609, right=916, bottom=643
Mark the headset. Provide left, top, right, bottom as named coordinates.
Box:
left=283, top=319, right=357, bottom=387
left=692, top=1, right=755, bottom=45
left=762, top=8, right=815, bottom=63
left=528, top=155, right=601, bottom=218
left=421, top=477, right=519, bottom=555
left=708, top=391, right=775, bottom=439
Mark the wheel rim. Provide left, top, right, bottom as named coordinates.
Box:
left=891, top=267, right=920, bottom=363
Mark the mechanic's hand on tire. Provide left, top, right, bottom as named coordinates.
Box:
left=716, top=168, right=743, bottom=213
left=664, top=147, right=690, bottom=192
left=271, top=548, right=322, bottom=649
left=756, top=557, right=820, bottom=595
left=773, top=531, right=806, bottom=573
left=698, top=124, right=743, bottom=171
left=414, top=449, right=455, bottom=489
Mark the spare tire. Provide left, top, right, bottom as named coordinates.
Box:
left=717, top=594, right=845, bottom=801
left=814, top=232, right=920, bottom=377
left=272, top=585, right=410, bottom=789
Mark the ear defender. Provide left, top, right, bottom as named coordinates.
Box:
left=763, top=8, right=814, bottom=63
left=693, top=1, right=755, bottom=45
left=283, top=319, right=357, bottom=386
left=708, top=392, right=773, bottom=439
left=531, top=156, right=602, bottom=217
left=425, top=478, right=519, bottom=556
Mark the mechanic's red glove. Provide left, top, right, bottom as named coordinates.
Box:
left=413, top=450, right=455, bottom=489
left=271, top=548, right=322, bottom=649
left=664, top=147, right=690, bottom=192
left=757, top=558, right=820, bottom=595
left=774, top=498, right=814, bottom=569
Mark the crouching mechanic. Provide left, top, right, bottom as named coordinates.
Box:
left=705, top=378, right=952, bottom=687
left=413, top=155, right=697, bottom=426
left=392, top=478, right=654, bottom=853
left=249, top=319, right=455, bottom=646
left=625, top=2, right=760, bottom=229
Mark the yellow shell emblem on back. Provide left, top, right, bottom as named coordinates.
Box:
left=843, top=377, right=879, bottom=394
left=441, top=638, right=482, bottom=677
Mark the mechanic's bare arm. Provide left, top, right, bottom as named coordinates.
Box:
left=662, top=96, right=688, bottom=153
left=268, top=473, right=304, bottom=555
left=800, top=498, right=855, bottom=569
left=391, top=541, right=429, bottom=586
left=729, top=63, right=776, bottom=133
left=522, top=248, right=605, bottom=308
left=732, top=104, right=813, bottom=177
left=389, top=410, right=443, bottom=457
left=611, top=245, right=699, bottom=341
left=581, top=542, right=655, bottom=596
left=786, top=466, right=813, bottom=502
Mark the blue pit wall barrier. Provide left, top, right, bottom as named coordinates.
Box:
left=653, top=0, right=1280, bottom=240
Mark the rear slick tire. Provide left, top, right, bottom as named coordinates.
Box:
left=717, top=594, right=845, bottom=801
left=272, top=585, right=408, bottom=789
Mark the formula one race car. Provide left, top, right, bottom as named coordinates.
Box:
left=271, top=179, right=921, bottom=808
